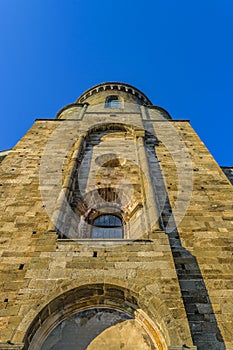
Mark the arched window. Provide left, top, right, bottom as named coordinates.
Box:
left=92, top=214, right=123, bottom=239
left=105, top=95, right=122, bottom=108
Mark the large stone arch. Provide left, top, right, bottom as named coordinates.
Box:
left=16, top=282, right=187, bottom=350
left=57, top=120, right=161, bottom=238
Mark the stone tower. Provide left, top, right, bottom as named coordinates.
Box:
left=0, top=82, right=232, bottom=350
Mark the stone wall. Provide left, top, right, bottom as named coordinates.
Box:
left=0, top=115, right=193, bottom=349
left=155, top=120, right=233, bottom=349
left=1, top=86, right=232, bottom=349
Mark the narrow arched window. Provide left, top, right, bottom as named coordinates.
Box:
left=92, top=214, right=123, bottom=239
left=105, top=95, right=122, bottom=108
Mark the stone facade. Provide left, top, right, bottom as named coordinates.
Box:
left=0, top=82, right=232, bottom=349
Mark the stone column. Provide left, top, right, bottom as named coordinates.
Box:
left=135, top=132, right=161, bottom=233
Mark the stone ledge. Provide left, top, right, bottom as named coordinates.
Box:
left=57, top=238, right=154, bottom=245
left=0, top=344, right=24, bottom=350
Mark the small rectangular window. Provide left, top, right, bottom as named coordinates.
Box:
left=105, top=95, right=122, bottom=109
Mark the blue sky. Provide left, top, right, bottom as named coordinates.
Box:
left=0, top=0, right=232, bottom=165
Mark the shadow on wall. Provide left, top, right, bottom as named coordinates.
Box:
left=39, top=308, right=154, bottom=350
left=40, top=308, right=130, bottom=350
left=147, top=127, right=226, bottom=350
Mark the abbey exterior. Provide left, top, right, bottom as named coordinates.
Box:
left=0, top=82, right=232, bottom=350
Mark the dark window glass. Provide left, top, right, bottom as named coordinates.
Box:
left=105, top=95, right=122, bottom=108
left=92, top=214, right=123, bottom=239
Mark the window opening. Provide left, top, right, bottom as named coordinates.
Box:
left=105, top=95, right=122, bottom=108
left=92, top=214, right=123, bottom=239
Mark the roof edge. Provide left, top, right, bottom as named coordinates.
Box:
left=76, top=82, right=153, bottom=105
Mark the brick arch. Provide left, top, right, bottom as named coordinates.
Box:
left=20, top=283, right=173, bottom=350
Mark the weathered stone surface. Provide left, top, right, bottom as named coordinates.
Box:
left=0, top=82, right=232, bottom=349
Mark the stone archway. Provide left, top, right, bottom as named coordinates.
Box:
left=24, top=284, right=167, bottom=350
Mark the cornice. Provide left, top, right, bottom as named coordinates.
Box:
left=76, top=82, right=153, bottom=105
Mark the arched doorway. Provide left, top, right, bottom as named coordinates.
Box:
left=25, top=284, right=167, bottom=350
